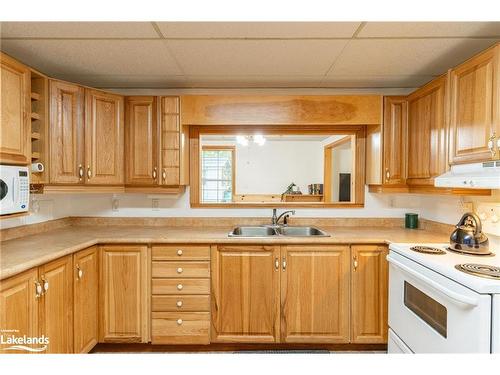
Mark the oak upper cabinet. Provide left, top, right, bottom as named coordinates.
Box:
left=125, top=96, right=159, bottom=186
left=85, top=89, right=124, bottom=185
left=0, top=269, right=39, bottom=353
left=73, top=246, right=99, bottom=353
left=351, top=245, right=388, bottom=344
left=280, top=245, right=350, bottom=343
left=383, top=96, right=407, bottom=185
left=407, top=75, right=448, bottom=185
left=211, top=245, right=281, bottom=343
left=0, top=52, right=31, bottom=165
left=160, top=96, right=182, bottom=185
left=49, top=80, right=85, bottom=184
left=449, top=44, right=500, bottom=164
left=38, top=255, right=74, bottom=354
left=99, top=245, right=148, bottom=343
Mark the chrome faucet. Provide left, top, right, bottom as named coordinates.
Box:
left=271, top=208, right=296, bottom=226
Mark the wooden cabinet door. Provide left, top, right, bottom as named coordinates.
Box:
left=85, top=89, right=124, bottom=185
left=0, top=269, right=39, bottom=353
left=160, top=96, right=181, bottom=185
left=351, top=245, right=388, bottom=344
left=211, top=245, right=281, bottom=343
left=449, top=44, right=499, bottom=164
left=125, top=96, right=159, bottom=185
left=0, top=52, right=30, bottom=165
left=73, top=246, right=98, bottom=353
left=99, top=245, right=148, bottom=343
left=383, top=96, right=407, bottom=185
left=280, top=245, right=350, bottom=343
left=407, top=75, right=448, bottom=185
left=38, top=255, right=73, bottom=353
left=49, top=80, right=85, bottom=184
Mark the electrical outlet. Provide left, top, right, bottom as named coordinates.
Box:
left=460, top=201, right=474, bottom=213
left=152, top=199, right=160, bottom=211
left=111, top=197, right=119, bottom=212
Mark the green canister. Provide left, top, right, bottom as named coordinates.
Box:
left=405, top=213, right=419, bottom=229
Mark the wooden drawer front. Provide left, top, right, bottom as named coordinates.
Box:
left=152, top=261, right=210, bottom=278
left=152, top=245, right=210, bottom=261
left=152, top=312, right=210, bottom=344
left=152, top=295, right=210, bottom=312
left=152, top=278, right=210, bottom=295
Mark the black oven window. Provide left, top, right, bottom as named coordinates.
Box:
left=404, top=281, right=448, bottom=338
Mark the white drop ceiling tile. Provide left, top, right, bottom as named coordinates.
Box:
left=330, top=39, right=499, bottom=76
left=322, top=75, right=437, bottom=88
left=166, top=39, right=348, bottom=76
left=0, top=22, right=159, bottom=38
left=359, top=22, right=500, bottom=38
left=0, top=40, right=182, bottom=76
left=156, top=22, right=361, bottom=38
left=182, top=75, right=324, bottom=88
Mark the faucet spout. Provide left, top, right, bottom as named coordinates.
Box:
left=271, top=209, right=296, bottom=226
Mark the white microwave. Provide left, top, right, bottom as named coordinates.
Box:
left=0, top=165, right=30, bottom=215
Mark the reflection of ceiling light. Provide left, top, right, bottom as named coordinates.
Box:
left=236, top=135, right=266, bottom=146
left=254, top=134, right=266, bottom=146
left=236, top=135, right=249, bottom=146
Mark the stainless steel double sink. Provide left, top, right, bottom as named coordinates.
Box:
left=228, top=225, right=330, bottom=238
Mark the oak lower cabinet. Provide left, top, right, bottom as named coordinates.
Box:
left=350, top=245, right=388, bottom=344
left=0, top=269, right=39, bottom=353
left=38, top=255, right=74, bottom=353
left=73, top=246, right=99, bottom=353
left=382, top=96, right=407, bottom=185
left=280, top=245, right=350, bottom=343
left=0, top=52, right=31, bottom=165
left=211, top=245, right=281, bottom=343
left=151, top=244, right=211, bottom=344
left=407, top=75, right=449, bottom=185
left=99, top=245, right=148, bottom=343
left=449, top=43, right=499, bottom=164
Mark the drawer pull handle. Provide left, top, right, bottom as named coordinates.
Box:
left=177, top=284, right=183, bottom=290
left=176, top=301, right=183, bottom=308
left=177, top=250, right=183, bottom=256
left=177, top=319, right=183, bottom=325
left=177, top=267, right=183, bottom=274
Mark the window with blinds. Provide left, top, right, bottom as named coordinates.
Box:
left=201, top=147, right=234, bottom=203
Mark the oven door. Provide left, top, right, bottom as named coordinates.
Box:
left=388, top=251, right=492, bottom=353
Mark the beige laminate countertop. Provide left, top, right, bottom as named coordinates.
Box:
left=0, top=225, right=449, bottom=280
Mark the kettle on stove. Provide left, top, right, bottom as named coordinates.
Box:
left=449, top=212, right=490, bottom=255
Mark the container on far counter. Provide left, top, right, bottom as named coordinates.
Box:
left=405, top=213, right=419, bottom=229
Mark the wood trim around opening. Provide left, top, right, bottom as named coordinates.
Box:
left=190, top=125, right=366, bottom=208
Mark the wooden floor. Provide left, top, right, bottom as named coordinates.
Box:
left=91, top=343, right=387, bottom=353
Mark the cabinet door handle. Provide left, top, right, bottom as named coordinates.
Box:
left=274, top=257, right=279, bottom=271
left=488, top=133, right=497, bottom=157
left=153, top=167, right=157, bottom=180
left=76, top=264, right=83, bottom=280
left=162, top=169, right=167, bottom=182
left=41, top=277, right=49, bottom=293
left=87, top=166, right=92, bottom=180
left=34, top=280, right=43, bottom=298
left=385, top=168, right=390, bottom=181
left=282, top=256, right=287, bottom=271
left=353, top=256, right=358, bottom=271
left=78, top=165, right=84, bottom=180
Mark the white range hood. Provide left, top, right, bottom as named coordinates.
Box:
left=434, top=161, right=500, bottom=189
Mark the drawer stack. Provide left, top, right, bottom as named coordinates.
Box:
left=151, top=245, right=211, bottom=344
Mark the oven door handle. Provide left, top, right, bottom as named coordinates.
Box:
left=387, top=254, right=479, bottom=308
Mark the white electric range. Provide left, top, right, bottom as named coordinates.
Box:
left=387, top=243, right=500, bottom=353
